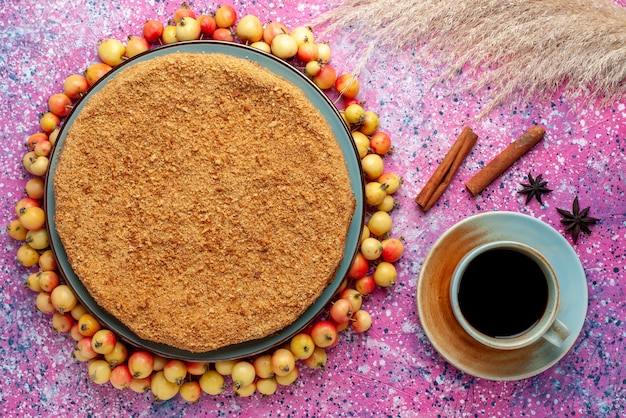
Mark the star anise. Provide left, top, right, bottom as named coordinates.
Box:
left=557, top=196, right=599, bottom=244
left=518, top=172, right=552, bottom=205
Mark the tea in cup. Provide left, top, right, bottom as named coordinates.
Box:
left=449, top=241, right=570, bottom=350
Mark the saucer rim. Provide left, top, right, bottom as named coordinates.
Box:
left=416, top=211, right=588, bottom=381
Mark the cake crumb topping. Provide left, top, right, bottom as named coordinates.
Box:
left=53, top=52, right=355, bottom=352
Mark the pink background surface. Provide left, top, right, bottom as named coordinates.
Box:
left=1, top=0, right=625, bottom=416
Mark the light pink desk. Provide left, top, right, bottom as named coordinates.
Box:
left=1, top=1, right=624, bottom=416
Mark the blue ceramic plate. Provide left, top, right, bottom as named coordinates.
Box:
left=417, top=211, right=587, bottom=380
left=45, top=41, right=364, bottom=361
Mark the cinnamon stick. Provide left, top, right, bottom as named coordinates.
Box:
left=415, top=126, right=478, bottom=212
left=465, top=125, right=545, bottom=196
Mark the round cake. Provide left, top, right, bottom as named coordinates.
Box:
left=53, top=51, right=356, bottom=352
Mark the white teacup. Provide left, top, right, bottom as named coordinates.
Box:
left=449, top=241, right=570, bottom=350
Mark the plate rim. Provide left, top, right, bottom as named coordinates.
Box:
left=416, top=211, right=588, bottom=380
left=44, top=40, right=365, bottom=361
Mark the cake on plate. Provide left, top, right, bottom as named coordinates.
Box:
left=53, top=51, right=356, bottom=352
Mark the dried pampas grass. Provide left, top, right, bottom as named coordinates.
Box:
left=311, top=0, right=626, bottom=116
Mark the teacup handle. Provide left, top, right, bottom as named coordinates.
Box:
left=541, top=318, right=570, bottom=347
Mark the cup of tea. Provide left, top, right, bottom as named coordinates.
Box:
left=449, top=241, right=570, bottom=350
